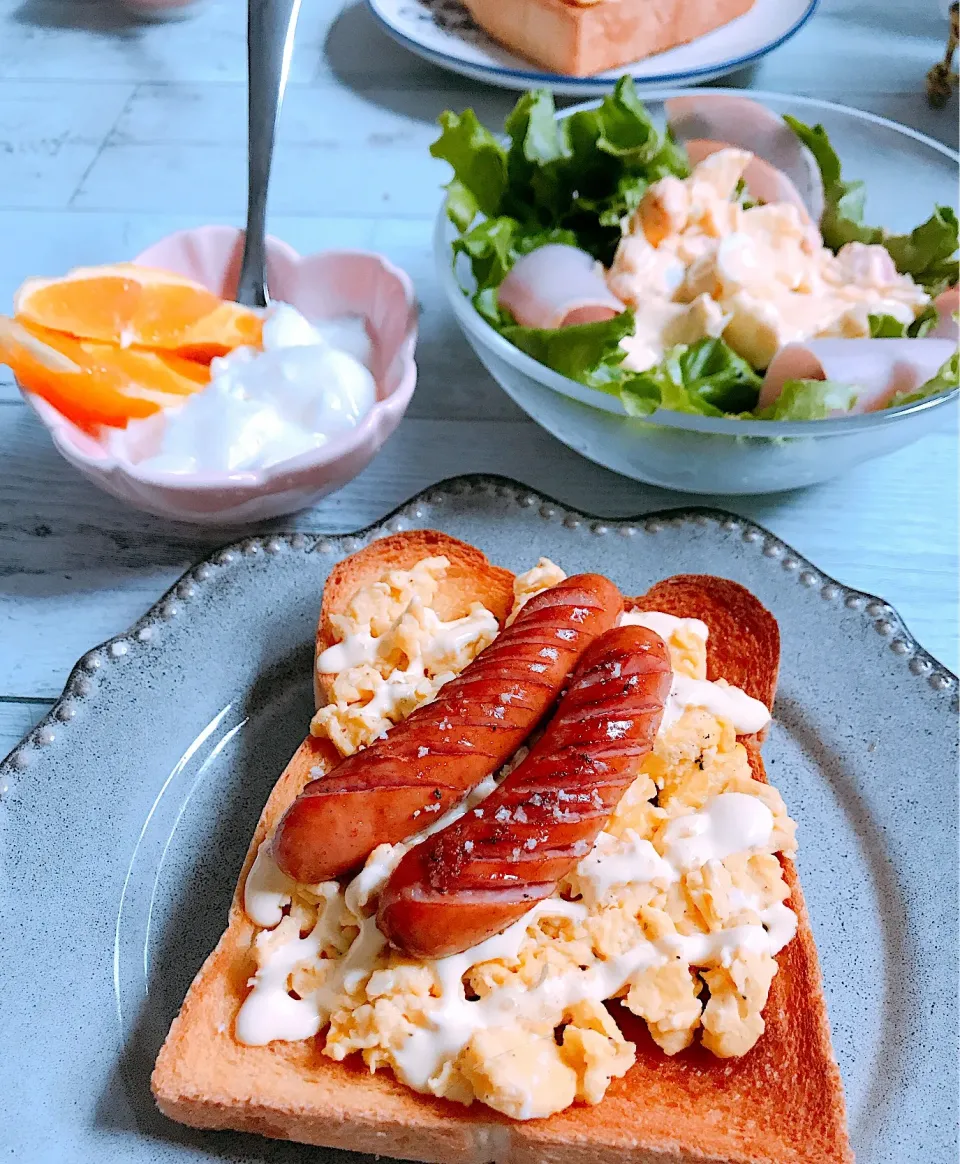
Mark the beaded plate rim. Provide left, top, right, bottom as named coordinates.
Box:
left=1, top=473, right=956, bottom=786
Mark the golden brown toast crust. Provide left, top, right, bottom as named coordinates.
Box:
left=462, top=0, right=755, bottom=77
left=152, top=545, right=852, bottom=1164
left=314, top=530, right=516, bottom=708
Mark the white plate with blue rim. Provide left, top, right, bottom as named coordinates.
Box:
left=0, top=476, right=957, bottom=1162
left=365, top=0, right=818, bottom=95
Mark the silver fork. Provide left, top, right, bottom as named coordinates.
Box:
left=235, top=0, right=303, bottom=308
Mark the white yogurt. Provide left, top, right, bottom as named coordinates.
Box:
left=109, top=303, right=377, bottom=474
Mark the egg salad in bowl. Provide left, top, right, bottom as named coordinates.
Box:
left=606, top=149, right=930, bottom=375
left=235, top=557, right=798, bottom=1121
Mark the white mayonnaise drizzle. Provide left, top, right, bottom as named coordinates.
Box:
left=234, top=600, right=793, bottom=1110
left=661, top=903, right=797, bottom=967
left=317, top=605, right=498, bottom=675
left=573, top=828, right=678, bottom=906
left=237, top=769, right=504, bottom=1045
left=314, top=599, right=500, bottom=753
left=388, top=898, right=590, bottom=1092
left=244, top=842, right=299, bottom=928
left=236, top=789, right=796, bottom=1070
left=617, top=609, right=710, bottom=643
left=617, top=609, right=769, bottom=734
left=662, top=674, right=770, bottom=734
left=662, top=793, right=774, bottom=872
left=236, top=899, right=386, bottom=1046
left=388, top=897, right=794, bottom=1099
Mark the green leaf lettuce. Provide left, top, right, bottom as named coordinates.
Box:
left=756, top=379, right=859, bottom=420
left=500, top=311, right=636, bottom=394
left=867, top=305, right=937, bottom=338
left=888, top=347, right=960, bottom=408
left=431, top=109, right=507, bottom=228
left=435, top=77, right=688, bottom=266
left=620, top=339, right=762, bottom=418
left=783, top=115, right=959, bottom=294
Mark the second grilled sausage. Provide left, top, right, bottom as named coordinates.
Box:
left=272, top=574, right=622, bottom=883
left=378, top=625, right=672, bottom=958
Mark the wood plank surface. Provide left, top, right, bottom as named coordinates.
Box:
left=0, top=0, right=957, bottom=754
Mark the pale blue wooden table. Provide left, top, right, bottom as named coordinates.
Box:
left=0, top=0, right=957, bottom=757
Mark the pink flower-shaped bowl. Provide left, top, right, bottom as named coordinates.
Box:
left=21, top=225, right=418, bottom=524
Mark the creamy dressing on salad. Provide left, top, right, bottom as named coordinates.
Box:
left=608, top=149, right=931, bottom=374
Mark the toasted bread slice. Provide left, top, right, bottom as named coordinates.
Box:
left=153, top=549, right=852, bottom=1163
left=314, top=530, right=516, bottom=708
left=462, top=0, right=755, bottom=77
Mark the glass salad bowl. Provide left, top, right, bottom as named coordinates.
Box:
left=435, top=90, right=959, bottom=495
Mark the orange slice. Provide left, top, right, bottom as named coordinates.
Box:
left=14, top=263, right=262, bottom=361
left=0, top=317, right=210, bottom=432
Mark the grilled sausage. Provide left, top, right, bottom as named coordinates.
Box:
left=377, top=626, right=672, bottom=959
left=273, top=574, right=623, bottom=883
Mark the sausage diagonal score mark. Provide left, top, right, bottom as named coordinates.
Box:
left=272, top=575, right=623, bottom=883
left=379, top=626, right=673, bottom=959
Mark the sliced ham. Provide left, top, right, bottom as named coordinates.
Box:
left=666, top=95, right=825, bottom=223
left=931, top=285, right=959, bottom=339
left=760, top=338, right=958, bottom=414
left=497, top=244, right=625, bottom=330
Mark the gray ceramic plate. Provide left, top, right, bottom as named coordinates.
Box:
left=1, top=476, right=957, bottom=1164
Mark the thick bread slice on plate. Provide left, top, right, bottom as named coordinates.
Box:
left=153, top=558, right=852, bottom=1164
left=314, top=530, right=516, bottom=708
left=462, top=0, right=755, bottom=77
